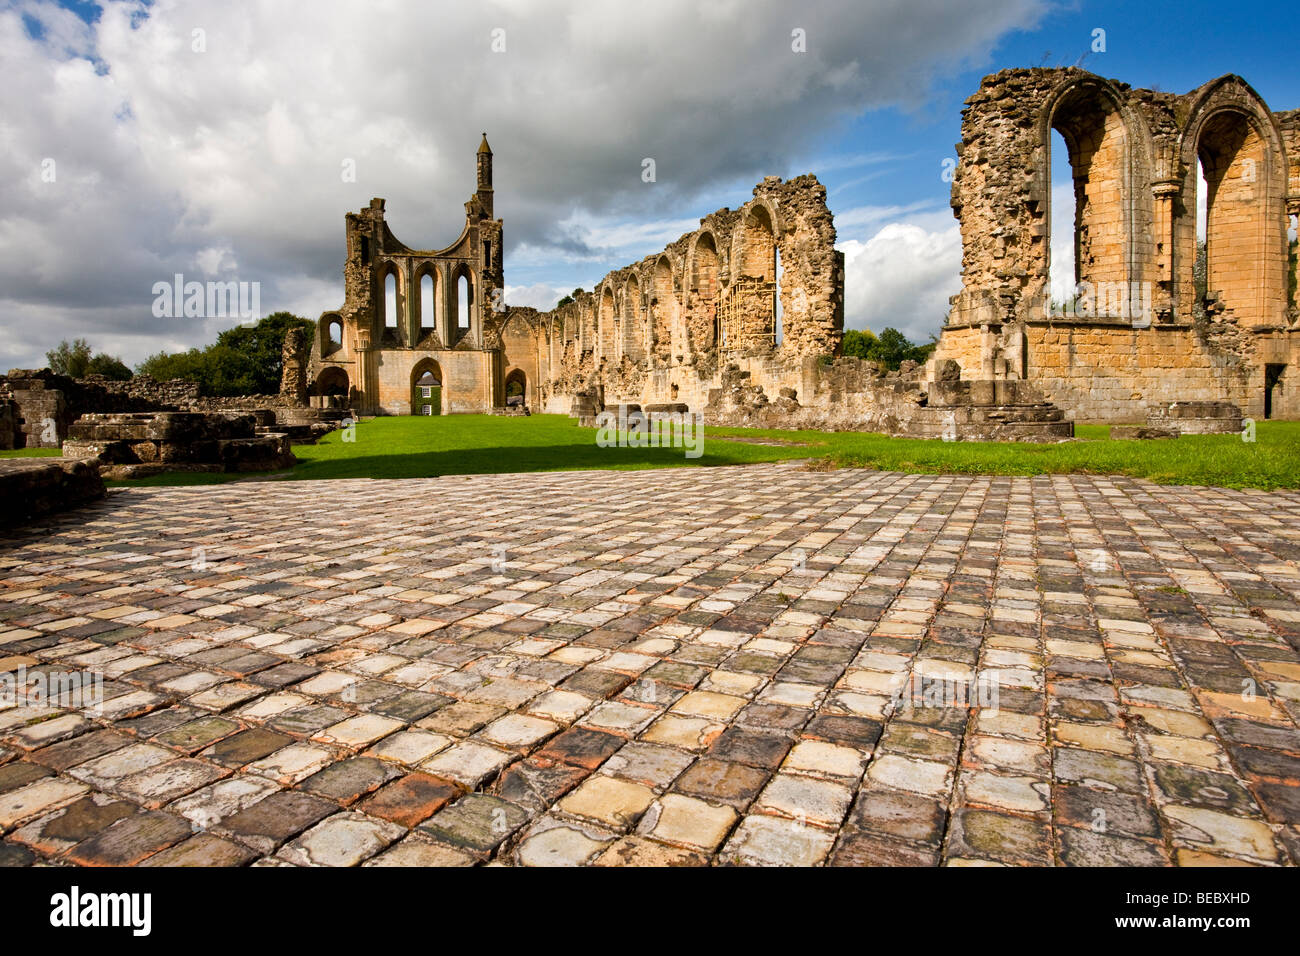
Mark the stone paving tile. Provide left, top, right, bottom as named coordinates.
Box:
left=1, top=463, right=1299, bottom=866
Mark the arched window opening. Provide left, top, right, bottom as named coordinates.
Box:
left=774, top=248, right=783, bottom=346
left=420, top=272, right=436, bottom=335
left=599, top=287, right=617, bottom=359
left=1048, top=87, right=1129, bottom=319
left=1049, top=126, right=1077, bottom=314
left=456, top=272, right=471, bottom=342
left=1197, top=110, right=1274, bottom=328
left=384, top=272, right=398, bottom=329
left=692, top=234, right=719, bottom=351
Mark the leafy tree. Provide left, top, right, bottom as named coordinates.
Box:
left=46, top=338, right=92, bottom=377
left=840, top=327, right=935, bottom=370
left=85, top=353, right=133, bottom=380
left=45, top=338, right=133, bottom=380
left=137, top=348, right=211, bottom=383
left=840, top=328, right=879, bottom=360
left=135, top=312, right=314, bottom=396
left=213, top=311, right=315, bottom=394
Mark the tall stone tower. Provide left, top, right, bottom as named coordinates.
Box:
left=476, top=133, right=493, bottom=219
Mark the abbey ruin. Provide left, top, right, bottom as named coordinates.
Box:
left=932, top=68, right=1299, bottom=423
left=292, top=69, right=1300, bottom=432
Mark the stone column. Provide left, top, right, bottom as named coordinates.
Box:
left=1152, top=180, right=1181, bottom=322
left=353, top=327, right=374, bottom=414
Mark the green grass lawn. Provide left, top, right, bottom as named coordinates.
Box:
left=2, top=415, right=1296, bottom=489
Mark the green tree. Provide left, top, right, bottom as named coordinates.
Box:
left=46, top=338, right=92, bottom=377
left=137, top=348, right=211, bottom=383
left=136, top=311, right=314, bottom=396
left=840, top=329, right=879, bottom=360
left=85, top=353, right=132, bottom=380
left=840, top=327, right=935, bottom=370
left=214, top=311, right=315, bottom=394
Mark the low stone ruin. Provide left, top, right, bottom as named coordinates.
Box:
left=700, top=357, right=1073, bottom=442
left=0, top=458, right=105, bottom=528
left=61, top=411, right=297, bottom=479
left=1146, top=401, right=1244, bottom=435
left=1110, top=425, right=1179, bottom=440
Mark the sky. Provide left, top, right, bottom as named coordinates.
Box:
left=1, top=0, right=1297, bottom=371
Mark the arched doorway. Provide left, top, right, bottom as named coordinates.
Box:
left=316, top=366, right=349, bottom=399
left=411, top=361, right=443, bottom=416
left=504, top=368, right=526, bottom=408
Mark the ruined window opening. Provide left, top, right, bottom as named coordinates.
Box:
left=456, top=273, right=471, bottom=341
left=599, top=287, right=617, bottom=359
left=1195, top=158, right=1209, bottom=313
left=324, top=318, right=343, bottom=354
left=1196, top=111, right=1275, bottom=327
left=384, top=272, right=398, bottom=329
left=484, top=241, right=491, bottom=267
left=420, top=272, right=436, bottom=334
left=360, top=236, right=370, bottom=264
left=1048, top=127, right=1077, bottom=313
left=652, top=258, right=675, bottom=365
left=774, top=248, right=783, bottom=346
left=1048, top=88, right=1129, bottom=319
left=692, top=234, right=719, bottom=351
left=623, top=278, right=645, bottom=363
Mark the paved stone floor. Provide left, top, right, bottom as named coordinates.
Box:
left=2, top=463, right=1299, bottom=867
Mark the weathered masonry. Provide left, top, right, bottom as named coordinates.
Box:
left=928, top=68, right=1300, bottom=422
left=307, top=136, right=507, bottom=416
left=524, top=174, right=847, bottom=415
left=307, top=148, right=1068, bottom=438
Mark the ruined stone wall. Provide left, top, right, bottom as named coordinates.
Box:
left=936, top=67, right=1299, bottom=422
left=536, top=175, right=846, bottom=415
left=308, top=137, right=507, bottom=415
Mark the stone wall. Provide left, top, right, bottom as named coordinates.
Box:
left=306, top=137, right=505, bottom=416
left=532, top=174, right=848, bottom=418
left=0, top=458, right=105, bottom=528
left=934, top=67, right=1299, bottom=423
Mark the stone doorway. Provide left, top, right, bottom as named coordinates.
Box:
left=1265, top=364, right=1285, bottom=419
left=412, top=363, right=443, bottom=416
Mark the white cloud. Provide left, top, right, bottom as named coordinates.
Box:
left=503, top=282, right=571, bottom=312
left=0, top=0, right=1048, bottom=369
left=839, top=222, right=962, bottom=343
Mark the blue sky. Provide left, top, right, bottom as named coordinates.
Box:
left=2, top=0, right=1295, bottom=369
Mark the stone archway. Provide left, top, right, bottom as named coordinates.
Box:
left=411, top=360, right=443, bottom=416
left=314, top=366, right=351, bottom=408
left=504, top=368, right=526, bottom=408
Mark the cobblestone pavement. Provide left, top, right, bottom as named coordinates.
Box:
left=2, top=463, right=1300, bottom=867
